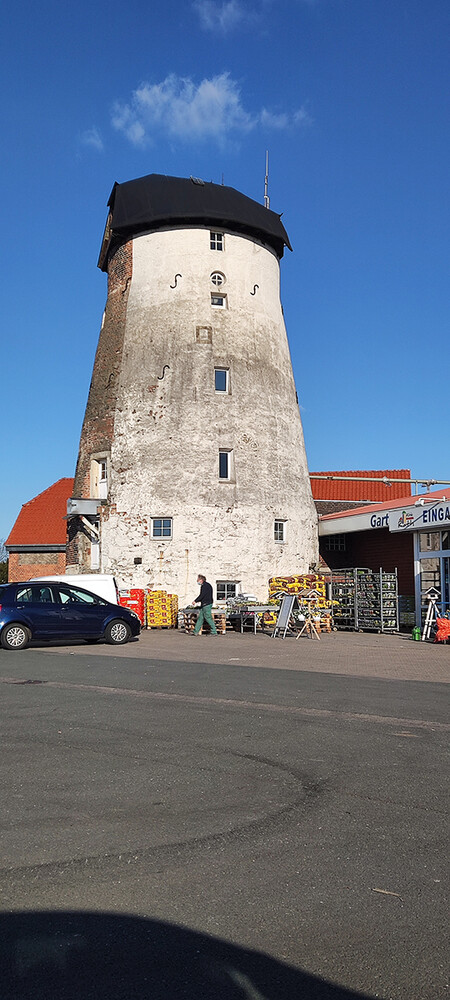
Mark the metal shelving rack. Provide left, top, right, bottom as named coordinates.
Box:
left=380, top=571, right=398, bottom=632
left=332, top=568, right=399, bottom=633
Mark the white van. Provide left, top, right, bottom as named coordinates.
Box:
left=29, top=574, right=120, bottom=605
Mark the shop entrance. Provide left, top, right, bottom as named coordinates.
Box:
left=417, top=530, right=450, bottom=620
left=443, top=557, right=450, bottom=614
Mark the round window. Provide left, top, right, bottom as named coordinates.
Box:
left=211, top=272, right=225, bottom=286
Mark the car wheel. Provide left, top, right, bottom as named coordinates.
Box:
left=105, top=620, right=131, bottom=645
left=1, top=623, right=30, bottom=651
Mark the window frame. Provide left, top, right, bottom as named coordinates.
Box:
left=219, top=449, right=233, bottom=481
left=151, top=517, right=173, bottom=539
left=91, top=454, right=109, bottom=499
left=210, top=231, right=224, bottom=251
left=210, top=271, right=225, bottom=286
left=274, top=519, right=286, bottom=543
left=214, top=368, right=229, bottom=394
left=216, top=580, right=239, bottom=602
left=211, top=293, right=226, bottom=308
left=324, top=534, right=346, bottom=552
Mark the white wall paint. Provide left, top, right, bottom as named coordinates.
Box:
left=100, top=226, right=318, bottom=602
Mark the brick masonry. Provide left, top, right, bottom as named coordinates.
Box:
left=8, top=551, right=66, bottom=583
left=67, top=240, right=132, bottom=569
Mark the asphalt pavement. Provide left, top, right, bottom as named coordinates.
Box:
left=0, top=632, right=448, bottom=999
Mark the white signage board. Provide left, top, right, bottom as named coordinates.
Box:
left=319, top=511, right=390, bottom=535
left=319, top=500, right=450, bottom=537
left=389, top=501, right=450, bottom=533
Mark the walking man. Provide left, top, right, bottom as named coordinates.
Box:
left=192, top=575, right=218, bottom=636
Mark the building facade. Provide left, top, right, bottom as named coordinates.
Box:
left=6, top=479, right=74, bottom=582
left=319, top=488, right=450, bottom=624
left=67, top=173, right=317, bottom=602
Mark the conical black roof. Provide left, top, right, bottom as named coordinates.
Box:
left=98, top=173, right=291, bottom=269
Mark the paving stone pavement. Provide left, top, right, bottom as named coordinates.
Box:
left=36, top=627, right=449, bottom=684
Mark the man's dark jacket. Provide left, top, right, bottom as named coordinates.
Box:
left=195, top=581, right=214, bottom=606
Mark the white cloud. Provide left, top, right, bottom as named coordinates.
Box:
left=293, top=106, right=312, bottom=126
left=260, top=109, right=290, bottom=129
left=193, top=0, right=247, bottom=33
left=193, top=0, right=317, bottom=33
left=80, top=127, right=104, bottom=152
left=111, top=73, right=310, bottom=146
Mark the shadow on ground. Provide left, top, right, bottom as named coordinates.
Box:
left=0, top=911, right=374, bottom=999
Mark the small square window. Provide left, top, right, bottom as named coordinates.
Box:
left=216, top=581, right=238, bottom=601
left=152, top=518, right=173, bottom=539
left=219, top=450, right=232, bottom=480
left=211, top=294, right=226, bottom=308
left=274, top=519, right=286, bottom=542
left=214, top=368, right=229, bottom=393
left=324, top=534, right=346, bottom=552
left=210, top=231, right=224, bottom=251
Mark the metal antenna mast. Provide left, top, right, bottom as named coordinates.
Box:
left=264, top=150, right=270, bottom=209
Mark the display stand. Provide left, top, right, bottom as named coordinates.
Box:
left=332, top=568, right=399, bottom=632
left=296, top=616, right=320, bottom=640
left=271, top=595, right=299, bottom=638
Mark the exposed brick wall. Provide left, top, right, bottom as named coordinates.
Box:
left=72, top=240, right=133, bottom=499
left=68, top=241, right=132, bottom=569
left=9, top=551, right=66, bottom=583
left=319, top=528, right=414, bottom=596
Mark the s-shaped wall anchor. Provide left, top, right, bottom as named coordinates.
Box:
left=170, top=274, right=182, bottom=288
left=158, top=365, right=171, bottom=380
left=250, top=284, right=259, bottom=295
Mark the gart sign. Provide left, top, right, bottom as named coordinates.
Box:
left=390, top=501, right=450, bottom=533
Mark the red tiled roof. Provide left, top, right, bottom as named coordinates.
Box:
left=6, top=478, right=74, bottom=546
left=320, top=487, right=450, bottom=522
left=310, top=470, right=412, bottom=502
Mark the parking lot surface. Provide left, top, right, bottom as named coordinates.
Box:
left=0, top=630, right=448, bottom=999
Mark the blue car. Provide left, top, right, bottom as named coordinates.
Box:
left=0, top=580, right=141, bottom=650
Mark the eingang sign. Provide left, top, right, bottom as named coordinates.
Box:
left=389, top=501, right=450, bottom=533
left=319, top=498, right=450, bottom=537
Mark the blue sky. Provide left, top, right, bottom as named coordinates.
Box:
left=1, top=0, right=449, bottom=540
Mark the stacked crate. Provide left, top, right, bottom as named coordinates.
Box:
left=145, top=590, right=178, bottom=628
left=179, top=609, right=227, bottom=634
left=119, top=588, right=146, bottom=626
left=168, top=594, right=178, bottom=627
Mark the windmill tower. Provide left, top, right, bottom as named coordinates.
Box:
left=67, top=173, right=318, bottom=602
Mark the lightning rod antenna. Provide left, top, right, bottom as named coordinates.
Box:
left=264, top=150, right=270, bottom=209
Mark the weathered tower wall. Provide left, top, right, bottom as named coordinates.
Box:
left=68, top=177, right=318, bottom=603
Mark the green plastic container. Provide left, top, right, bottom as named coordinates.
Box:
left=412, top=626, right=421, bottom=641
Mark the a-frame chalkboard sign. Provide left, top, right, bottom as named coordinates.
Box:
left=271, top=595, right=300, bottom=638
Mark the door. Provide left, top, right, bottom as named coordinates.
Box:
left=55, top=585, right=108, bottom=638
left=443, top=557, right=450, bottom=615
left=14, top=584, right=61, bottom=638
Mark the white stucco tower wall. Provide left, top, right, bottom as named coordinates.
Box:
left=69, top=174, right=318, bottom=603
